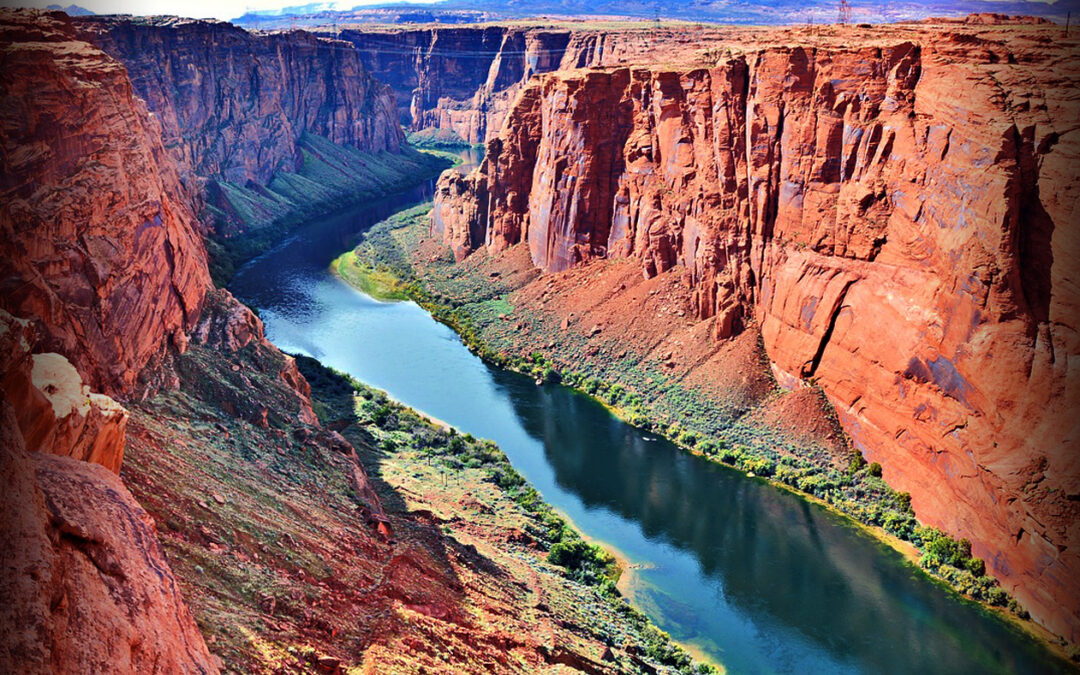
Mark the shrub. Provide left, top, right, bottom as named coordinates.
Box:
left=718, top=447, right=741, bottom=465
left=447, top=436, right=466, bottom=454
left=547, top=538, right=615, bottom=580
left=744, top=457, right=775, bottom=477
left=868, top=462, right=883, bottom=477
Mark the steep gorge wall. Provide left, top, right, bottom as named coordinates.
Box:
left=74, top=16, right=402, bottom=189
left=431, top=28, right=1080, bottom=642
left=0, top=12, right=383, bottom=671
left=339, top=24, right=781, bottom=147
left=1, top=308, right=217, bottom=673
left=341, top=26, right=571, bottom=144
left=338, top=25, right=679, bottom=145
left=0, top=11, right=220, bottom=672
left=1, top=11, right=211, bottom=398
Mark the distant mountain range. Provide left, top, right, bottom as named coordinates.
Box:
left=234, top=0, right=1078, bottom=27
left=46, top=4, right=94, bottom=15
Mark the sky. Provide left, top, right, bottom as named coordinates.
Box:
left=8, top=0, right=1055, bottom=24
left=13, top=0, right=435, bottom=21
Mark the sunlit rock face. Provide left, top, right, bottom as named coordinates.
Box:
left=0, top=10, right=212, bottom=398
left=0, top=431, right=220, bottom=675
left=432, top=26, right=1080, bottom=642
left=0, top=298, right=214, bottom=673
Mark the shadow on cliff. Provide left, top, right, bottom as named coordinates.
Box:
left=1015, top=126, right=1055, bottom=326
left=293, top=354, right=510, bottom=617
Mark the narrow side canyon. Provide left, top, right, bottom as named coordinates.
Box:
left=431, top=24, right=1080, bottom=643
left=339, top=25, right=723, bottom=146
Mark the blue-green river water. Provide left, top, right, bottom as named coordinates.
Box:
left=230, top=150, right=1068, bottom=673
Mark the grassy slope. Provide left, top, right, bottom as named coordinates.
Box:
left=334, top=205, right=1042, bottom=630
left=122, top=293, right=715, bottom=673
left=203, top=135, right=454, bottom=285
left=297, top=355, right=716, bottom=674
left=405, top=127, right=484, bottom=149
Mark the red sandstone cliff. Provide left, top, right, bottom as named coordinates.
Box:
left=340, top=24, right=770, bottom=147
left=0, top=307, right=217, bottom=673
left=0, top=11, right=378, bottom=671
left=0, top=10, right=211, bottom=398
left=431, top=24, right=1080, bottom=642
left=75, top=16, right=402, bottom=189
left=341, top=26, right=572, bottom=144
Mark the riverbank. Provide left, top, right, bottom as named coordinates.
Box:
left=205, top=141, right=456, bottom=286
left=332, top=204, right=1080, bottom=665
left=119, top=292, right=714, bottom=673
left=294, top=354, right=718, bottom=674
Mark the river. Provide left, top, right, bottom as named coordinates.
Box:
left=229, top=149, right=1067, bottom=674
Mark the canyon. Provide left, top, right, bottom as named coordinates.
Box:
left=71, top=14, right=449, bottom=280
left=0, top=9, right=702, bottom=673
left=430, top=19, right=1080, bottom=643
left=1, top=4, right=1078, bottom=672
left=337, top=24, right=751, bottom=148
left=74, top=16, right=402, bottom=188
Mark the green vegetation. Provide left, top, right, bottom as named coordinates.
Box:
left=204, top=136, right=454, bottom=285
left=915, top=526, right=1026, bottom=614
left=329, top=204, right=432, bottom=300
left=331, top=204, right=1030, bottom=625
left=300, top=353, right=620, bottom=587
left=124, top=297, right=716, bottom=672
left=332, top=250, right=411, bottom=301
left=405, top=127, right=483, bottom=150
left=294, top=354, right=717, bottom=674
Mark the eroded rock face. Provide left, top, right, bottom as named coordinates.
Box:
left=431, top=170, right=490, bottom=260
left=0, top=404, right=218, bottom=674
left=0, top=10, right=211, bottom=398
left=342, top=24, right=751, bottom=147
left=1, top=306, right=214, bottom=673
left=0, top=11, right=377, bottom=673
left=25, top=353, right=128, bottom=473
left=1, top=309, right=128, bottom=473
left=342, top=27, right=572, bottom=144
left=432, top=26, right=1080, bottom=641
left=190, top=288, right=319, bottom=426
left=75, top=16, right=402, bottom=187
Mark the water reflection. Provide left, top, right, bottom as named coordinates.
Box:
left=230, top=148, right=1068, bottom=675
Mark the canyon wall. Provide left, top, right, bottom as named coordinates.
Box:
left=340, top=24, right=771, bottom=147
left=341, top=26, right=571, bottom=144
left=1, top=307, right=217, bottom=673
left=0, top=10, right=211, bottom=398
left=0, top=12, right=379, bottom=671
left=74, top=16, right=402, bottom=189
left=431, top=27, right=1080, bottom=642
left=0, top=13, right=224, bottom=670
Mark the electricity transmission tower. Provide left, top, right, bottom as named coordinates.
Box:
left=838, top=0, right=852, bottom=24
